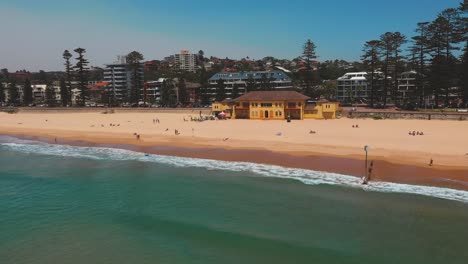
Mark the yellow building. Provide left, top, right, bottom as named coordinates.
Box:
left=213, top=91, right=339, bottom=120
left=212, top=99, right=234, bottom=117
left=232, top=91, right=308, bottom=120
left=303, top=99, right=340, bottom=119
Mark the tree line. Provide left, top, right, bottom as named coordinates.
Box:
left=362, top=2, right=467, bottom=108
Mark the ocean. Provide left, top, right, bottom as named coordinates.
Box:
left=1, top=136, right=468, bottom=264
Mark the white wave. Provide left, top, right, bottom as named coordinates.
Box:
left=1, top=141, right=468, bottom=204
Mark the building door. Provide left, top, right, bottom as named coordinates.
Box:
left=265, top=110, right=269, bottom=118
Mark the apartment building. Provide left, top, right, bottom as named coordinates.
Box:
left=174, top=50, right=197, bottom=72
left=103, top=56, right=144, bottom=102
left=396, top=70, right=418, bottom=104
left=336, top=72, right=370, bottom=103
left=208, top=70, right=294, bottom=99
left=142, top=78, right=167, bottom=104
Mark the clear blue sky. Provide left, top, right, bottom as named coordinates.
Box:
left=0, top=0, right=463, bottom=71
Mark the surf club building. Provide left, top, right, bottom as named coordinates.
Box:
left=212, top=91, right=339, bottom=120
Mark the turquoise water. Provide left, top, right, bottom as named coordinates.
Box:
left=1, top=138, right=468, bottom=263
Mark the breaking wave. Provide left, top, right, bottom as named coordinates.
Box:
left=1, top=136, right=468, bottom=204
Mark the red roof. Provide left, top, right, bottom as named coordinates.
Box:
left=95, top=82, right=109, bottom=87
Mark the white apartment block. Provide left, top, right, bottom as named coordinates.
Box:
left=174, top=50, right=197, bottom=72
left=208, top=70, right=294, bottom=99
left=336, top=72, right=370, bottom=102
left=396, top=71, right=418, bottom=103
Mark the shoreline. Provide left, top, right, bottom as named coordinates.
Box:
left=0, top=112, right=467, bottom=192
left=2, top=130, right=468, bottom=192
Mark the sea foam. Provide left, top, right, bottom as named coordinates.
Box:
left=1, top=137, right=468, bottom=204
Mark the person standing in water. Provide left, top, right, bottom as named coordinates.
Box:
left=363, top=161, right=374, bottom=185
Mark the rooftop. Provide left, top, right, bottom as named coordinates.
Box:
left=209, top=70, right=291, bottom=82
left=234, top=91, right=310, bottom=102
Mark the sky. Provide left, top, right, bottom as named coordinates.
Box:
left=0, top=0, right=463, bottom=71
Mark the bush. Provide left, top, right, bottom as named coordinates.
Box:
left=102, top=109, right=115, bottom=114
left=3, top=107, right=19, bottom=114
left=372, top=116, right=383, bottom=120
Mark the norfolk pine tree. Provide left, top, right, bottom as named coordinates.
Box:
left=23, top=78, right=33, bottom=105
left=62, top=50, right=73, bottom=106
left=126, top=51, right=144, bottom=104
left=73, top=48, right=89, bottom=106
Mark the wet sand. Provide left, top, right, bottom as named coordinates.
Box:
left=0, top=112, right=467, bottom=191
left=5, top=132, right=468, bottom=192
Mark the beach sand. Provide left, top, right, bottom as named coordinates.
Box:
left=1, top=111, right=467, bottom=190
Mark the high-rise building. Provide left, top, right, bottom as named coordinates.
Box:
left=103, top=56, right=144, bottom=103
left=174, top=50, right=197, bottom=72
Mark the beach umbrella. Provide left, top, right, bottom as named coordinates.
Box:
left=218, top=111, right=227, bottom=118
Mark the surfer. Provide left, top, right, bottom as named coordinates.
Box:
left=362, top=161, right=373, bottom=185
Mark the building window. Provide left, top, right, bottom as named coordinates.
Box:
left=261, top=103, right=272, bottom=107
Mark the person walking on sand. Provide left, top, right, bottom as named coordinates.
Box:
left=54, top=138, right=57, bottom=143
left=429, top=158, right=433, bottom=166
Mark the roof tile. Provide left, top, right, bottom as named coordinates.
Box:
left=234, top=91, right=310, bottom=102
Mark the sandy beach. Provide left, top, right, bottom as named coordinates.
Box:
left=1, top=111, right=467, bottom=190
